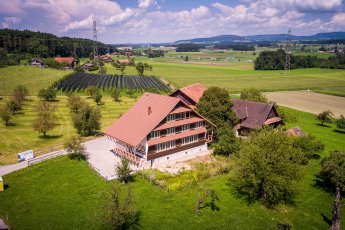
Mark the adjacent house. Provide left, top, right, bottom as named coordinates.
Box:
left=170, top=83, right=207, bottom=109
left=170, top=83, right=283, bottom=136
left=54, top=57, right=77, bottom=68
left=232, top=99, right=284, bottom=136
left=106, top=93, right=214, bottom=168
left=30, top=58, right=45, bottom=68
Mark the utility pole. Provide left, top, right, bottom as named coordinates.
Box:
left=285, top=29, right=292, bottom=74
left=93, top=18, right=98, bottom=64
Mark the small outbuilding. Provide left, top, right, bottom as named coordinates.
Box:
left=30, top=58, right=45, bottom=68
left=287, top=126, right=305, bottom=137
left=18, top=150, right=34, bottom=162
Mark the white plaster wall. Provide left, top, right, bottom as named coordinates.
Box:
left=141, top=143, right=208, bottom=169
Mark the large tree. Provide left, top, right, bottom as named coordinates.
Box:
left=240, top=87, right=268, bottom=103
left=33, top=101, right=57, bottom=138
left=318, top=151, right=345, bottom=230
left=232, top=128, right=303, bottom=207
left=196, top=86, right=238, bottom=129
left=72, top=104, right=101, bottom=136
left=213, top=127, right=241, bottom=156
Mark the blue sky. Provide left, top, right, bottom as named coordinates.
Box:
left=1, top=0, right=344, bottom=43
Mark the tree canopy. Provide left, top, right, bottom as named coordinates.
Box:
left=232, top=128, right=303, bottom=207
left=196, top=86, right=238, bottom=129
left=240, top=88, right=268, bottom=103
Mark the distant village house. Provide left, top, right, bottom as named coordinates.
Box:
left=54, top=57, right=78, bottom=68
left=30, top=58, right=45, bottom=68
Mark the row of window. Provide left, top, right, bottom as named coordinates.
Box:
left=155, top=135, right=200, bottom=152
left=150, top=121, right=204, bottom=139
left=166, top=112, right=191, bottom=122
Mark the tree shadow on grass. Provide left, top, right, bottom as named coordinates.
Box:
left=333, top=129, right=345, bottom=134
left=39, top=134, right=63, bottom=140
left=316, top=123, right=331, bottom=128
left=321, top=213, right=332, bottom=227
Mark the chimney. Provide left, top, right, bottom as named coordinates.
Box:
left=148, top=106, right=152, bottom=116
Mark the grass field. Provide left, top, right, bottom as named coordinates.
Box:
left=0, top=108, right=344, bottom=229
left=0, top=66, right=70, bottom=96
left=0, top=96, right=135, bottom=165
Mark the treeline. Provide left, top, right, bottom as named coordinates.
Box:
left=0, top=29, right=116, bottom=58
left=254, top=49, right=345, bottom=70
left=176, top=44, right=204, bottom=52
left=213, top=43, right=255, bottom=51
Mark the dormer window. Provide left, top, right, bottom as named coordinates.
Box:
left=166, top=114, right=175, bottom=122
left=151, top=131, right=160, bottom=139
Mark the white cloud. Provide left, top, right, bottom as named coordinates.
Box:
left=0, top=0, right=344, bottom=43
left=1, top=16, right=21, bottom=28
left=138, top=0, right=158, bottom=10
left=331, top=12, right=345, bottom=24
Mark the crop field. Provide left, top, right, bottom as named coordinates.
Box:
left=265, top=91, right=345, bottom=117
left=56, top=72, right=170, bottom=92
left=0, top=65, right=70, bottom=96
left=0, top=108, right=344, bottom=229
left=0, top=96, right=136, bottom=165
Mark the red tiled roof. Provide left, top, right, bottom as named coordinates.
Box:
left=54, top=57, right=75, bottom=65
left=178, top=83, right=207, bottom=104
left=264, top=116, right=282, bottom=125
left=286, top=126, right=305, bottom=137
left=106, top=93, right=180, bottom=147
left=118, top=60, right=130, bottom=64
left=170, top=106, right=192, bottom=114
left=147, top=127, right=207, bottom=146
left=232, top=99, right=276, bottom=129
left=153, top=117, right=203, bottom=131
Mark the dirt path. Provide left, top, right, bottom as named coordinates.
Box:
left=265, top=91, right=345, bottom=118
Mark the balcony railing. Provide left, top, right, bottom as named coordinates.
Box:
left=112, top=147, right=142, bottom=166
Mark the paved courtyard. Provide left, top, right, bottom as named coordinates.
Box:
left=84, top=137, right=122, bottom=181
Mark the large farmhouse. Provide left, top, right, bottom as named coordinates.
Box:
left=106, top=93, right=214, bottom=168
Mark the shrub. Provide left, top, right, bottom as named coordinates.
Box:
left=38, top=86, right=57, bottom=101
left=336, top=115, right=345, bottom=129
left=115, top=158, right=133, bottom=183
left=64, top=135, right=87, bottom=160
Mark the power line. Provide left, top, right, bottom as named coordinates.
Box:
left=285, top=29, right=292, bottom=73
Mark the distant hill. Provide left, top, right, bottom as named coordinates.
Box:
left=175, top=32, right=345, bottom=43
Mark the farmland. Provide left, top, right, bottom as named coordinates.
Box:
left=0, top=108, right=344, bottom=229
left=56, top=72, right=170, bottom=92
left=0, top=65, right=70, bottom=95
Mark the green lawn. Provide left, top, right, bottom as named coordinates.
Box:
left=0, top=96, right=135, bottom=165
left=0, top=66, right=70, bottom=96
left=0, top=108, right=344, bottom=229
